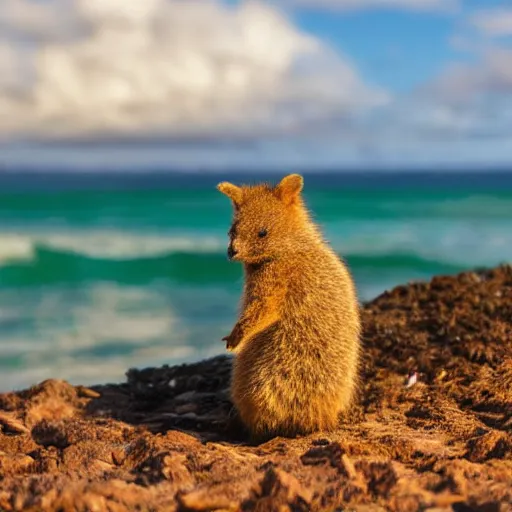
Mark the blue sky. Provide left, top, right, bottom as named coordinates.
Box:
left=294, top=0, right=510, bottom=89
left=297, top=9, right=452, bottom=91
left=0, top=0, right=511, bottom=170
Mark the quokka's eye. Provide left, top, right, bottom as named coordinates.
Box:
left=258, top=229, right=268, bottom=238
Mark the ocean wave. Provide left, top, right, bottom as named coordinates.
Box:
left=1, top=222, right=511, bottom=263
left=0, top=235, right=36, bottom=264
left=0, top=228, right=510, bottom=287
left=0, top=232, right=225, bottom=264
left=0, top=281, right=228, bottom=391
left=0, top=244, right=237, bottom=286
left=1, top=344, right=200, bottom=391
left=345, top=252, right=464, bottom=273
left=368, top=195, right=512, bottom=219
left=0, top=244, right=483, bottom=288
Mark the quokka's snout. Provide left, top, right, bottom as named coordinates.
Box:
left=227, top=244, right=238, bottom=260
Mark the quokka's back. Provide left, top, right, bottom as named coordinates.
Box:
left=217, top=174, right=361, bottom=440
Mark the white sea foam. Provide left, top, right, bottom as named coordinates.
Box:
left=1, top=214, right=511, bottom=268
left=2, top=344, right=199, bottom=392
left=325, top=219, right=512, bottom=267
left=0, top=230, right=226, bottom=264
left=0, top=235, right=35, bottom=263
left=45, top=232, right=225, bottom=258
left=10, top=284, right=185, bottom=354
left=0, top=282, right=210, bottom=391
left=406, top=196, right=512, bottom=218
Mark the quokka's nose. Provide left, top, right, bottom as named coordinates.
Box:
left=227, top=246, right=237, bottom=260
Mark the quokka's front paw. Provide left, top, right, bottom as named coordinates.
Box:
left=222, top=333, right=240, bottom=351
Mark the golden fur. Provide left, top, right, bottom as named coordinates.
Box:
left=217, top=174, right=361, bottom=440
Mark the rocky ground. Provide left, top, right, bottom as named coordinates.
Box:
left=0, top=265, right=511, bottom=512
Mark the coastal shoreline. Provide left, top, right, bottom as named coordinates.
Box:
left=1, top=265, right=511, bottom=511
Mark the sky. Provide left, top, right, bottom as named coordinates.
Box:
left=0, top=0, right=511, bottom=171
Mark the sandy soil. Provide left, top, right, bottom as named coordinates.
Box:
left=0, top=265, right=511, bottom=511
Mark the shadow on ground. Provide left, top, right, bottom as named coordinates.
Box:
left=86, top=355, right=246, bottom=442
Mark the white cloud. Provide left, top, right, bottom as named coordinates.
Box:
left=0, top=0, right=385, bottom=141
left=276, top=0, right=458, bottom=12
left=394, top=48, right=512, bottom=143
left=1, top=0, right=510, bottom=168
left=297, top=46, right=512, bottom=167
left=470, top=9, right=512, bottom=38
left=0, top=0, right=77, bottom=40
left=426, top=48, right=512, bottom=103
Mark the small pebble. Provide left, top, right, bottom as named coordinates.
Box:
left=406, top=372, right=418, bottom=388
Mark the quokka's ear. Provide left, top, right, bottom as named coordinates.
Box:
left=276, top=174, right=304, bottom=205
left=217, top=182, right=243, bottom=205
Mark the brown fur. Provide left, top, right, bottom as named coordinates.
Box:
left=217, top=174, right=361, bottom=440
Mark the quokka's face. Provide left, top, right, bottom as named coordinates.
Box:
left=226, top=206, right=277, bottom=263
left=217, top=174, right=305, bottom=264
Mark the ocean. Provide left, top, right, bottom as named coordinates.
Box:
left=0, top=171, right=511, bottom=391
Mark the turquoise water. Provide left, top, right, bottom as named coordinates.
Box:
left=0, top=172, right=511, bottom=391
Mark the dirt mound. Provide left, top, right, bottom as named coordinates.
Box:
left=0, top=265, right=511, bottom=511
